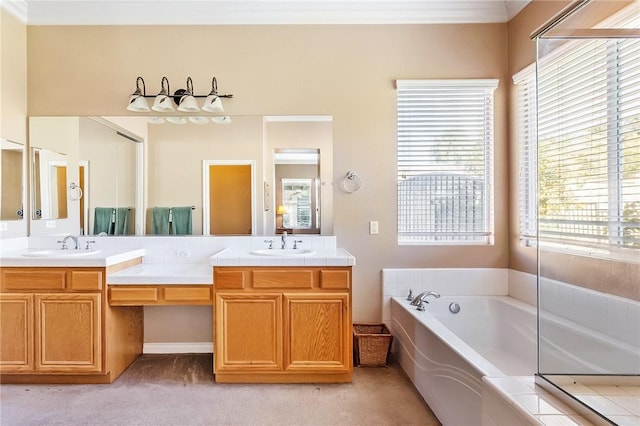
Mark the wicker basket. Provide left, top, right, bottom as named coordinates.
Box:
left=353, top=323, right=393, bottom=367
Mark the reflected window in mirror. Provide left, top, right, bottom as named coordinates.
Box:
left=275, top=149, right=320, bottom=235
left=282, top=179, right=313, bottom=229
left=1, top=139, right=25, bottom=221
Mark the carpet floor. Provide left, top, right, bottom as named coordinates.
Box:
left=0, top=354, right=440, bottom=426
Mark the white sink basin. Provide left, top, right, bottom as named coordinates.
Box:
left=22, top=249, right=101, bottom=258
left=251, top=249, right=316, bottom=257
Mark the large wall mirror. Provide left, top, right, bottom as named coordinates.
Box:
left=28, top=115, right=333, bottom=236
left=1, top=139, right=25, bottom=222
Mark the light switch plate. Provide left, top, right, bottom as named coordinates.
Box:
left=369, top=220, right=379, bottom=235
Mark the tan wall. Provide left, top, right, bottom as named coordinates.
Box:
left=27, top=23, right=510, bottom=323
left=0, top=8, right=27, bottom=239
left=1, top=8, right=27, bottom=143
left=508, top=0, right=640, bottom=301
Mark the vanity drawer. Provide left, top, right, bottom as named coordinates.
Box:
left=1, top=269, right=67, bottom=291
left=109, top=287, right=158, bottom=305
left=214, top=270, right=247, bottom=289
left=320, top=270, right=351, bottom=289
left=163, top=287, right=212, bottom=304
left=70, top=270, right=103, bottom=291
left=253, top=270, right=314, bottom=289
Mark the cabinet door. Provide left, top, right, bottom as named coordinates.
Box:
left=215, top=293, right=282, bottom=373
left=35, top=294, right=102, bottom=373
left=0, top=294, right=34, bottom=372
left=283, top=293, right=351, bottom=373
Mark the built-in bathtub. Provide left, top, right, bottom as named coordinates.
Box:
left=390, top=296, right=538, bottom=426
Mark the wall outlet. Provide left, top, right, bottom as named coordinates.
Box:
left=46, top=220, right=56, bottom=228
left=176, top=249, right=190, bottom=258
left=0, top=222, right=7, bottom=231
left=369, top=220, right=379, bottom=235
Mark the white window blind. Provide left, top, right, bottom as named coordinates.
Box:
left=536, top=37, right=640, bottom=252
left=396, top=79, right=498, bottom=244
left=514, top=67, right=538, bottom=246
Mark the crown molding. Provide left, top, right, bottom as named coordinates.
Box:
left=1, top=0, right=27, bottom=22
left=24, top=1, right=531, bottom=26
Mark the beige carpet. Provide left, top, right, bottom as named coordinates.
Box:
left=0, top=354, right=440, bottom=426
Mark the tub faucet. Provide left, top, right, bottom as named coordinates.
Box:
left=281, top=231, right=287, bottom=249
left=59, top=235, right=79, bottom=250
left=410, top=291, right=441, bottom=306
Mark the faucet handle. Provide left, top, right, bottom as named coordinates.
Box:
left=85, top=240, right=96, bottom=250
left=264, top=239, right=274, bottom=249
left=57, top=240, right=68, bottom=250
left=406, top=289, right=414, bottom=301
left=293, top=240, right=303, bottom=249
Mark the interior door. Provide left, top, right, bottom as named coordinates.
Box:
left=208, top=164, right=252, bottom=235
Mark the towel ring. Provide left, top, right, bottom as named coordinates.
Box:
left=68, top=182, right=83, bottom=201
left=340, top=171, right=362, bottom=193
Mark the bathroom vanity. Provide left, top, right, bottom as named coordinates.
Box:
left=0, top=240, right=355, bottom=384
left=0, top=251, right=144, bottom=384
left=213, top=266, right=352, bottom=383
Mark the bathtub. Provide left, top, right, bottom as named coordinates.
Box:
left=390, top=296, right=537, bottom=426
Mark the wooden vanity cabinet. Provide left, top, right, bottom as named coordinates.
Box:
left=0, top=263, right=143, bottom=383
left=213, top=267, right=352, bottom=383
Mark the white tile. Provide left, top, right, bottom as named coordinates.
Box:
left=534, top=414, right=591, bottom=426
left=511, top=394, right=576, bottom=416
left=487, top=377, right=540, bottom=395
left=573, top=395, right=634, bottom=416
left=591, top=385, right=629, bottom=395
left=604, top=395, right=640, bottom=416
left=620, top=386, right=640, bottom=397
left=607, top=415, right=640, bottom=426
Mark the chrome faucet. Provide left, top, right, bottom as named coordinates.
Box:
left=281, top=231, right=288, bottom=249
left=59, top=235, right=79, bottom=250
left=410, top=291, right=441, bottom=307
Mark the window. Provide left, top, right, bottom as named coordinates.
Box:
left=396, top=79, right=498, bottom=244
left=517, top=31, right=640, bottom=256
left=282, top=178, right=312, bottom=229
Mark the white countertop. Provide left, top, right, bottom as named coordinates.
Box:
left=0, top=248, right=145, bottom=268
left=210, top=247, right=356, bottom=267
left=108, top=263, right=212, bottom=285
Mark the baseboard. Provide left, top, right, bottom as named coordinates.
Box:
left=143, top=342, right=213, bottom=354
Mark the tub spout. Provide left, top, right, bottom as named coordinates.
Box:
left=410, top=291, right=441, bottom=306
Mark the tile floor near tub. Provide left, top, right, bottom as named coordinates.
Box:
left=544, top=375, right=640, bottom=426
left=484, top=375, right=640, bottom=426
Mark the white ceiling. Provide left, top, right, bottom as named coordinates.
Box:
left=7, top=0, right=532, bottom=25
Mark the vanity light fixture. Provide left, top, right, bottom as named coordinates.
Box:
left=126, top=77, right=150, bottom=112
left=202, top=77, right=224, bottom=113
left=176, top=77, right=200, bottom=112
left=151, top=77, right=175, bottom=112
left=126, top=75, right=233, bottom=115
